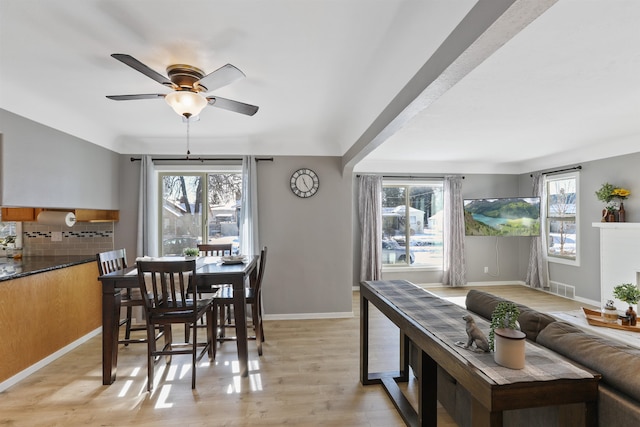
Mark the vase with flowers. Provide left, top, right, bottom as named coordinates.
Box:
left=613, top=283, right=640, bottom=326
left=596, top=183, right=631, bottom=222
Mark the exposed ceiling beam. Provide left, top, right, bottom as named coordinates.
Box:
left=341, top=0, right=559, bottom=172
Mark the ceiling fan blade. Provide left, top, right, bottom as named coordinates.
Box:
left=106, top=94, right=166, bottom=101
left=111, top=54, right=175, bottom=88
left=195, top=64, right=245, bottom=92
left=207, top=96, right=259, bottom=116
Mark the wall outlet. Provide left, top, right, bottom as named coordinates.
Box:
left=51, top=231, right=63, bottom=242
left=484, top=266, right=489, bottom=273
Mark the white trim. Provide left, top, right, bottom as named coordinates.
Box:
left=544, top=171, right=580, bottom=267
left=264, top=312, right=354, bottom=321
left=572, top=295, right=601, bottom=308
left=418, top=280, right=527, bottom=288
left=0, top=327, right=101, bottom=392
left=592, top=222, right=640, bottom=229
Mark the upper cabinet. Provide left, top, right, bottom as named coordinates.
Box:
left=0, top=207, right=36, bottom=222
left=1, top=207, right=119, bottom=222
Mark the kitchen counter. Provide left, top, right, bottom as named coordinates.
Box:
left=0, top=255, right=95, bottom=282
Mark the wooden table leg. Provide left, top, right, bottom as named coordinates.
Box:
left=102, top=288, right=121, bottom=385
left=585, top=400, right=598, bottom=427
left=233, top=276, right=249, bottom=377
left=360, top=292, right=371, bottom=385
left=471, top=397, right=503, bottom=427
left=419, top=349, right=437, bottom=427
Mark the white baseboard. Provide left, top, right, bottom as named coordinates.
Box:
left=460, top=280, right=527, bottom=287
left=353, top=281, right=526, bottom=291
left=264, top=311, right=354, bottom=321
left=0, top=327, right=101, bottom=393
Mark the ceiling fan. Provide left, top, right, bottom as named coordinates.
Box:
left=106, top=53, right=259, bottom=119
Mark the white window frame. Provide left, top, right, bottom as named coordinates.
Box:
left=544, top=171, right=579, bottom=266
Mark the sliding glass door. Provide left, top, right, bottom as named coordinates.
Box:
left=159, top=170, right=242, bottom=256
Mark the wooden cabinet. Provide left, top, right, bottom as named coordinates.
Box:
left=1, top=207, right=119, bottom=222
left=1, top=207, right=36, bottom=221
left=0, top=262, right=102, bottom=383
left=73, top=209, right=119, bottom=222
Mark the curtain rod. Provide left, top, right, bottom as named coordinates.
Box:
left=531, top=165, right=581, bottom=177
left=130, top=156, right=273, bottom=162
left=356, top=174, right=464, bottom=179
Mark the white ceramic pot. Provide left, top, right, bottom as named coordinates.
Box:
left=494, top=328, right=526, bottom=370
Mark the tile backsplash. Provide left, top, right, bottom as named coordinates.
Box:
left=22, top=221, right=114, bottom=256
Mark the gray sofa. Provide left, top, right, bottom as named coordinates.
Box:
left=432, top=289, right=640, bottom=426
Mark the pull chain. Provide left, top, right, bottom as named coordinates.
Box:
left=186, top=116, right=191, bottom=159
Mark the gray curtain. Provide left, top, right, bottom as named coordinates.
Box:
left=358, top=175, right=382, bottom=282
left=240, top=156, right=259, bottom=256
left=443, top=175, right=466, bottom=286
left=136, top=155, right=158, bottom=257
left=526, top=173, right=549, bottom=288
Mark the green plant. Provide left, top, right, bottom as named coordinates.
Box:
left=488, top=301, right=520, bottom=352
left=613, top=283, right=640, bottom=306
left=596, top=183, right=631, bottom=211
left=183, top=247, right=199, bottom=257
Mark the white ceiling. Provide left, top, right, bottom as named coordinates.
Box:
left=1, top=0, right=639, bottom=174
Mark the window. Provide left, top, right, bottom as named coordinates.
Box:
left=382, top=181, right=443, bottom=268
left=545, top=172, right=578, bottom=265
left=159, top=168, right=242, bottom=256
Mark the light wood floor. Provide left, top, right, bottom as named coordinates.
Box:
left=0, top=285, right=596, bottom=426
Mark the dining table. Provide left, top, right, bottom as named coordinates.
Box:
left=97, top=255, right=258, bottom=385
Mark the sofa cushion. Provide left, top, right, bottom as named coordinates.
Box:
left=465, top=289, right=503, bottom=320
left=517, top=309, right=556, bottom=342
left=537, top=321, right=640, bottom=402
left=465, top=289, right=556, bottom=341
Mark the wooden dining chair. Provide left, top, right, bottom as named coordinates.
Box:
left=212, top=246, right=267, bottom=356
left=96, top=249, right=147, bottom=346
left=183, top=242, right=235, bottom=343
left=197, top=243, right=233, bottom=256
left=136, top=259, right=214, bottom=391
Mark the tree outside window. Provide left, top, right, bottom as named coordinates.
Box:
left=160, top=171, right=242, bottom=256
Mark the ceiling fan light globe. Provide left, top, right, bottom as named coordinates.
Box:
left=165, top=91, right=207, bottom=117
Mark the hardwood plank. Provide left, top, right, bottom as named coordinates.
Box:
left=0, top=284, right=586, bottom=426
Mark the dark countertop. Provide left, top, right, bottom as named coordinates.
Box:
left=0, top=255, right=95, bottom=282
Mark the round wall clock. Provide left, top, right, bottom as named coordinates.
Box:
left=290, top=168, right=319, bottom=198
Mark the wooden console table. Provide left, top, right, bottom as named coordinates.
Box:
left=360, top=280, right=600, bottom=427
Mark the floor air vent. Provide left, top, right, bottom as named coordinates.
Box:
left=548, top=281, right=576, bottom=299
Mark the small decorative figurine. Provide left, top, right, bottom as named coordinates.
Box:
left=456, top=314, right=490, bottom=353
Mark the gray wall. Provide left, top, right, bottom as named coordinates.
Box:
left=5, top=109, right=640, bottom=313
left=115, top=154, right=354, bottom=318
left=0, top=109, right=119, bottom=209
left=518, top=153, right=640, bottom=304
left=354, top=173, right=526, bottom=286
left=257, top=156, right=353, bottom=317
left=461, top=174, right=525, bottom=283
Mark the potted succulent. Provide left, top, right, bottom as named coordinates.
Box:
left=183, top=247, right=200, bottom=258
left=489, top=301, right=521, bottom=352
left=489, top=301, right=526, bottom=369
left=613, top=283, right=640, bottom=326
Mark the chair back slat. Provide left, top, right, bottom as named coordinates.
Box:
left=96, top=248, right=128, bottom=275
left=137, top=260, right=197, bottom=318
left=198, top=243, right=233, bottom=256
left=254, top=246, right=268, bottom=296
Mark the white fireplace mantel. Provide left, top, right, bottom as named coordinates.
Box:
left=592, top=222, right=640, bottom=308
left=592, top=222, right=640, bottom=230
